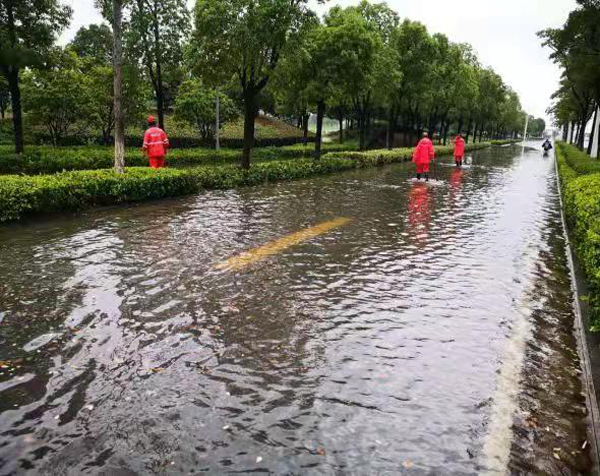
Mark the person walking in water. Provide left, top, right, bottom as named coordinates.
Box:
left=143, top=116, right=170, bottom=169
left=453, top=133, right=465, bottom=168
left=412, top=132, right=436, bottom=181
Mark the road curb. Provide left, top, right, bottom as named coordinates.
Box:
left=554, top=153, right=600, bottom=474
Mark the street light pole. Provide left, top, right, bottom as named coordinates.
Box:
left=215, top=91, right=220, bottom=151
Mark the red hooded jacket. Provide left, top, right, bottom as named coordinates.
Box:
left=454, top=136, right=465, bottom=158
left=412, top=137, right=435, bottom=164
left=143, top=127, right=170, bottom=159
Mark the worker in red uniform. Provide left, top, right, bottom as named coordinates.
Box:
left=453, top=133, right=465, bottom=168
left=412, top=132, right=436, bottom=181
left=142, top=116, right=169, bottom=169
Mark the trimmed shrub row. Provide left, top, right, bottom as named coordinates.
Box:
left=490, top=139, right=520, bottom=146
left=556, top=142, right=600, bottom=330
left=0, top=142, right=358, bottom=176
left=557, top=142, right=600, bottom=176
left=326, top=142, right=491, bottom=162
left=0, top=142, right=491, bottom=223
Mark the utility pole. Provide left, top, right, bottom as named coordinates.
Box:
left=521, top=115, right=529, bottom=154
left=215, top=91, right=220, bottom=151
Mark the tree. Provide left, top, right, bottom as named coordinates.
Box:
left=528, top=117, right=546, bottom=137
left=390, top=20, right=435, bottom=145
left=0, top=75, right=9, bottom=119
left=0, top=0, right=72, bottom=153
left=127, top=0, right=191, bottom=130
left=86, top=64, right=149, bottom=144
left=174, top=78, right=238, bottom=142
left=191, top=0, right=313, bottom=169
left=325, top=6, right=399, bottom=150
left=70, top=23, right=113, bottom=65
left=21, top=50, right=90, bottom=145
left=539, top=1, right=600, bottom=149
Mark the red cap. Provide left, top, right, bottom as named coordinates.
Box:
left=147, top=115, right=156, bottom=124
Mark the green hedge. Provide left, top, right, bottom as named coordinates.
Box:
left=557, top=142, right=600, bottom=176
left=326, top=142, right=490, bottom=162
left=556, top=142, right=600, bottom=330
left=0, top=142, right=358, bottom=176
left=490, top=139, right=520, bottom=146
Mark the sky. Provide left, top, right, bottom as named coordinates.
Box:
left=59, top=0, right=576, bottom=124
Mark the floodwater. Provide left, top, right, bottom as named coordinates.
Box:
left=0, top=143, right=593, bottom=475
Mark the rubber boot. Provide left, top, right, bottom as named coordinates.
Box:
left=416, top=173, right=421, bottom=181
left=425, top=173, right=429, bottom=182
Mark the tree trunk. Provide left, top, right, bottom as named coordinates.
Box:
left=359, top=113, right=366, bottom=151
left=156, top=64, right=165, bottom=130
left=465, top=117, right=473, bottom=144
left=364, top=112, right=371, bottom=147
left=440, top=122, right=450, bottom=145
left=569, top=122, right=575, bottom=144
left=590, top=107, right=599, bottom=156
left=478, top=125, right=484, bottom=143
left=386, top=106, right=394, bottom=150
left=302, top=113, right=309, bottom=146
left=7, top=70, right=23, bottom=154
left=113, top=0, right=125, bottom=173
left=457, top=116, right=463, bottom=136
left=576, top=121, right=583, bottom=149
left=563, top=124, right=568, bottom=142
left=338, top=117, right=344, bottom=144
left=314, top=99, right=325, bottom=160
left=242, top=90, right=256, bottom=170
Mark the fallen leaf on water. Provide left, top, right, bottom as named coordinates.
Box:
left=256, top=456, right=263, bottom=463
left=402, top=460, right=413, bottom=468
left=553, top=453, right=561, bottom=461
left=316, top=447, right=326, bottom=456
left=222, top=425, right=230, bottom=430
left=582, top=440, right=588, bottom=450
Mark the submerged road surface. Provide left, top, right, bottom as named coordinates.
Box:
left=0, top=143, right=594, bottom=475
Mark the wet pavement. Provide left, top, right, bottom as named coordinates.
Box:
left=0, top=143, right=594, bottom=474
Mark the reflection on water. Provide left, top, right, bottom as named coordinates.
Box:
left=408, top=182, right=431, bottom=244
left=0, top=143, right=592, bottom=474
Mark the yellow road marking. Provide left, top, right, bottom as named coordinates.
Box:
left=215, top=217, right=351, bottom=271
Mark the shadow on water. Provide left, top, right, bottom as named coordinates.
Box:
left=0, top=143, right=593, bottom=474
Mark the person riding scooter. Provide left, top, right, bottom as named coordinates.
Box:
left=542, top=139, right=553, bottom=155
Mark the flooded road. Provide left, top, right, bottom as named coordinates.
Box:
left=0, top=144, right=593, bottom=474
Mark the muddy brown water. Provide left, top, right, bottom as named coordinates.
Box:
left=0, top=143, right=593, bottom=475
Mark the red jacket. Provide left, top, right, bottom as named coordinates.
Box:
left=454, top=136, right=465, bottom=158
left=412, top=138, right=435, bottom=164
left=143, top=127, right=170, bottom=158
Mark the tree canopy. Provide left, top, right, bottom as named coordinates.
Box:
left=540, top=0, right=600, bottom=151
